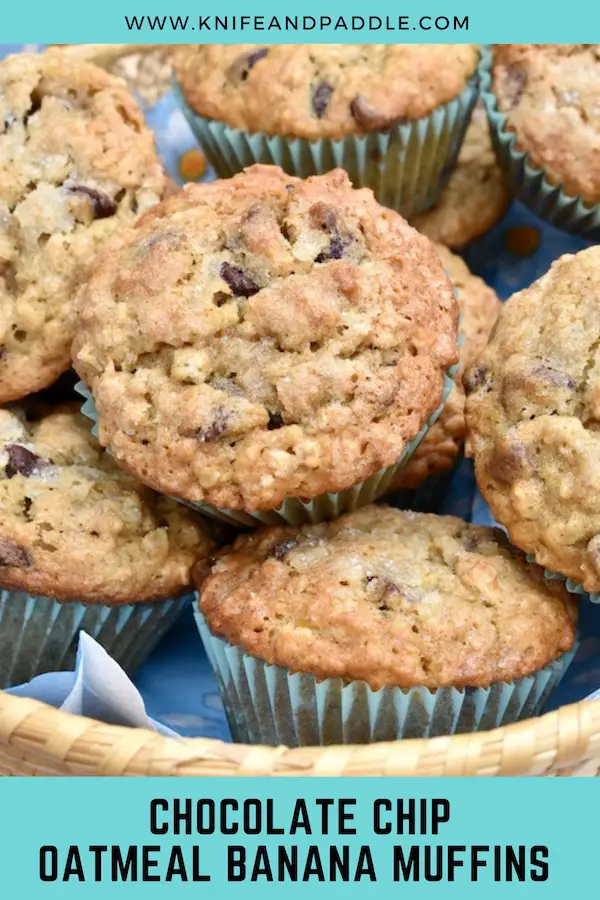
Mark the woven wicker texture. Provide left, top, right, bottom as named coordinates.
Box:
left=0, top=692, right=599, bottom=776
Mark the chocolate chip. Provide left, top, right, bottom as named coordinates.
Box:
left=490, top=438, right=532, bottom=485
left=220, top=262, right=259, bottom=298
left=315, top=234, right=345, bottom=263
left=366, top=574, right=423, bottom=608
left=312, top=82, right=333, bottom=118
left=529, top=364, right=576, bottom=390
left=68, top=185, right=117, bottom=219
left=23, top=497, right=32, bottom=519
left=197, top=408, right=229, bottom=443
left=0, top=346, right=5, bottom=362
left=309, top=202, right=338, bottom=233
left=228, top=47, right=269, bottom=82
left=350, top=95, right=405, bottom=131
left=270, top=538, right=298, bottom=560
left=0, top=537, right=32, bottom=568
left=23, top=89, right=42, bottom=125
left=503, top=64, right=528, bottom=107
left=310, top=203, right=347, bottom=263
left=5, top=445, right=47, bottom=479
left=464, top=365, right=492, bottom=395
left=267, top=411, right=284, bottom=430
left=462, top=532, right=482, bottom=552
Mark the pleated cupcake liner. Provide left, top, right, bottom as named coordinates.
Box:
left=172, top=71, right=479, bottom=219
left=194, top=611, right=577, bottom=747
left=480, top=46, right=600, bottom=239
left=523, top=555, right=599, bottom=604
left=0, top=588, right=193, bottom=689
left=76, top=368, right=457, bottom=527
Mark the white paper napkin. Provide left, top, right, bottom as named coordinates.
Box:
left=6, top=631, right=179, bottom=736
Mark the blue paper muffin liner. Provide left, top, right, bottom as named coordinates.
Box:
left=171, top=68, right=479, bottom=219
left=524, top=556, right=600, bottom=605
left=194, top=610, right=577, bottom=747
left=76, top=366, right=457, bottom=528
left=0, top=588, right=193, bottom=689
left=480, top=46, right=600, bottom=239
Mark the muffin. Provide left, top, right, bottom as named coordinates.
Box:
left=0, top=49, right=168, bottom=403
left=194, top=506, right=577, bottom=746
left=54, top=44, right=173, bottom=107
left=173, top=44, right=480, bottom=217
left=465, top=246, right=600, bottom=595
left=385, top=245, right=500, bottom=506
left=0, top=403, right=215, bottom=687
left=410, top=101, right=510, bottom=248
left=481, top=45, right=600, bottom=236
left=73, top=165, right=459, bottom=526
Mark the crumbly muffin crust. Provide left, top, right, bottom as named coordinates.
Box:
left=466, top=246, right=600, bottom=591
left=0, top=404, right=214, bottom=603
left=174, top=44, right=479, bottom=141
left=196, top=506, right=577, bottom=690
left=492, top=44, right=600, bottom=204
left=73, top=165, right=458, bottom=512
left=410, top=101, right=509, bottom=248
left=107, top=47, right=173, bottom=107
left=389, top=245, right=500, bottom=491
left=0, top=50, right=167, bottom=403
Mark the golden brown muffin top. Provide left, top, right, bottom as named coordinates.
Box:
left=0, top=404, right=214, bottom=603
left=73, top=165, right=458, bottom=512
left=466, top=246, right=600, bottom=591
left=493, top=44, right=600, bottom=203
left=0, top=50, right=167, bottom=403
left=197, top=506, right=577, bottom=690
left=175, top=44, right=479, bottom=140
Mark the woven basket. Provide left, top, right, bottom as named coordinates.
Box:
left=4, top=43, right=599, bottom=777
left=1, top=692, right=599, bottom=776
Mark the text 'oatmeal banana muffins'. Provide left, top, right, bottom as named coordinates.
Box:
left=172, top=44, right=480, bottom=217
left=465, top=246, right=600, bottom=595
left=385, top=244, right=500, bottom=503
left=0, top=404, right=215, bottom=686
left=194, top=506, right=577, bottom=746
left=481, top=45, right=600, bottom=236
left=0, top=49, right=168, bottom=404
left=73, top=165, right=459, bottom=524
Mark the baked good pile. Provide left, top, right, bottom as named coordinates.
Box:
left=1, top=43, right=593, bottom=746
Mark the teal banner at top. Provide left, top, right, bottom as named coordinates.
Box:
left=2, top=0, right=600, bottom=43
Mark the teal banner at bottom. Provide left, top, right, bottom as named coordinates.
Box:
left=0, top=778, right=592, bottom=897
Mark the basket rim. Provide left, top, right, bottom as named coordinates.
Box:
left=1, top=690, right=599, bottom=776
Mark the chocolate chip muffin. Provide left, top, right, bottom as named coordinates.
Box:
left=198, top=505, right=576, bottom=688
left=465, top=246, right=600, bottom=592
left=173, top=45, right=480, bottom=219
left=410, top=101, right=510, bottom=248
left=491, top=45, right=600, bottom=204
left=0, top=50, right=168, bottom=403
left=174, top=44, right=479, bottom=141
left=387, top=246, right=500, bottom=493
left=0, top=404, right=213, bottom=602
left=194, top=506, right=577, bottom=744
left=73, top=165, right=459, bottom=516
